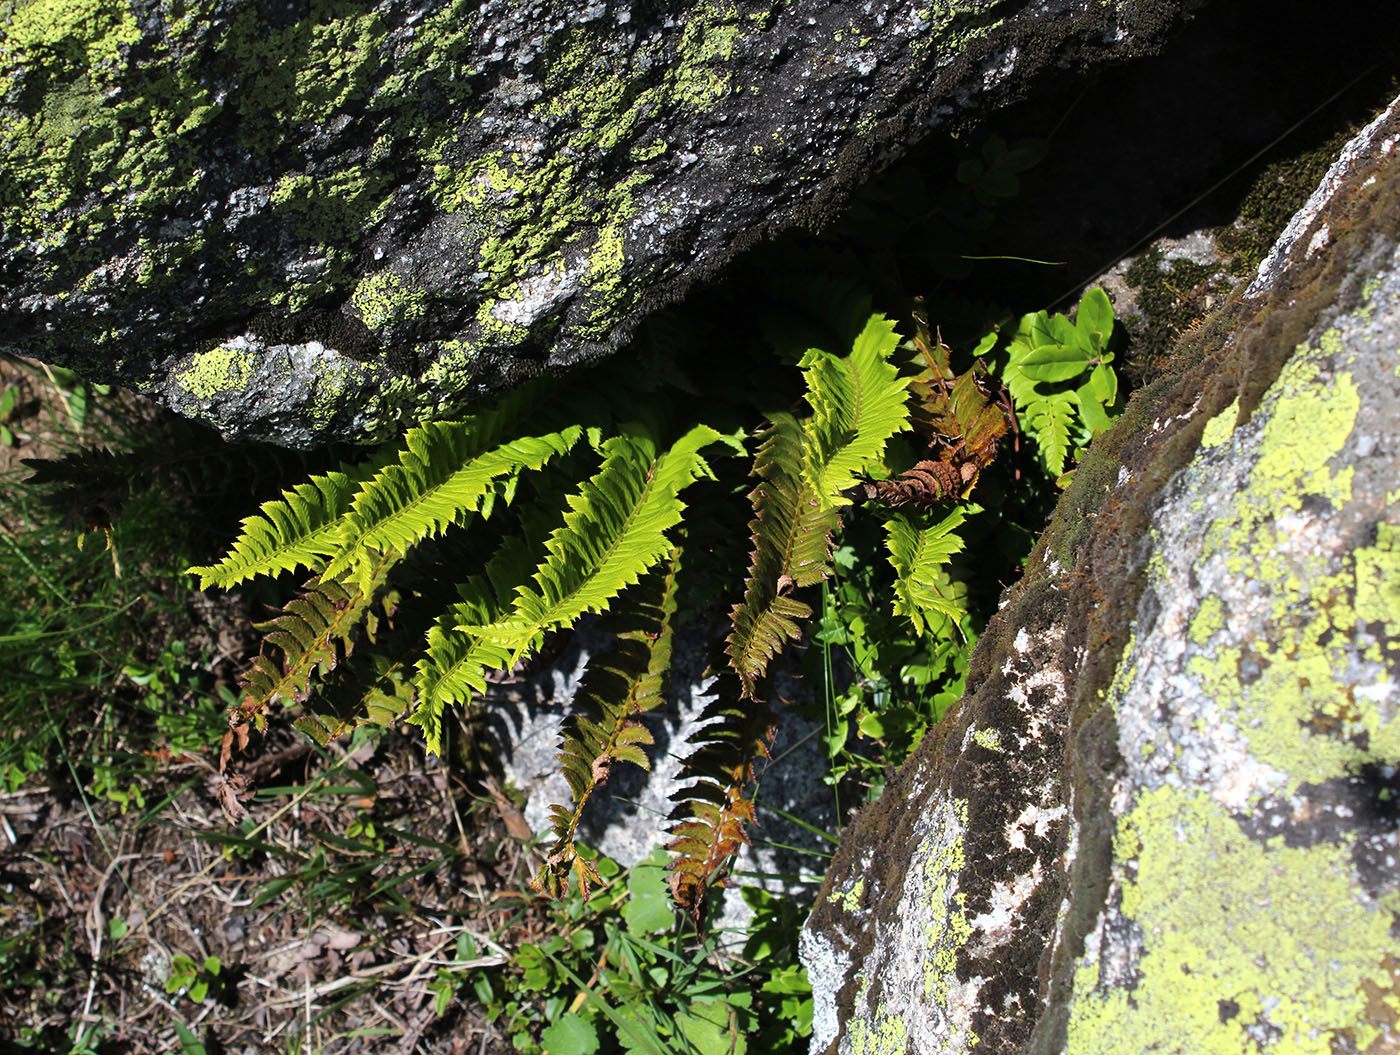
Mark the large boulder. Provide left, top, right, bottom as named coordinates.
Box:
left=0, top=0, right=1200, bottom=446
left=800, top=95, right=1400, bottom=1054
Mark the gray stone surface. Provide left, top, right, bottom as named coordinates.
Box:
left=0, top=0, right=1200, bottom=446
left=801, top=95, right=1400, bottom=1055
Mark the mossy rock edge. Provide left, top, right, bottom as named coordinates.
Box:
left=801, top=95, right=1400, bottom=1055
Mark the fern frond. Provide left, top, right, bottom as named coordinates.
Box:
left=667, top=672, right=774, bottom=921
left=189, top=469, right=365, bottom=589
left=231, top=565, right=390, bottom=741
left=727, top=413, right=840, bottom=699
left=293, top=590, right=414, bottom=746
left=326, top=416, right=584, bottom=583
left=472, top=423, right=719, bottom=654
left=532, top=558, right=681, bottom=898
left=886, top=506, right=970, bottom=637
left=410, top=582, right=516, bottom=756
left=802, top=312, right=910, bottom=507
left=1028, top=394, right=1076, bottom=477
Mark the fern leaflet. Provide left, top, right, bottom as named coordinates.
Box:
left=667, top=672, right=774, bottom=921
left=224, top=560, right=393, bottom=768
left=802, top=312, right=911, bottom=507
left=326, top=416, right=584, bottom=583
left=410, top=582, right=516, bottom=755
left=727, top=413, right=839, bottom=699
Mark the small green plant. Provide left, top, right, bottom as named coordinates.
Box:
left=811, top=528, right=976, bottom=799
left=0, top=385, right=19, bottom=446
left=165, top=954, right=223, bottom=1004
left=998, top=287, right=1121, bottom=478
left=445, top=846, right=809, bottom=1054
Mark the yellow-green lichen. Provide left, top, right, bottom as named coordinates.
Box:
left=848, top=1002, right=909, bottom=1055
left=1199, top=397, right=1240, bottom=449
left=1067, top=786, right=1399, bottom=1055
left=1355, top=522, right=1400, bottom=626
left=830, top=877, right=866, bottom=912
left=176, top=345, right=253, bottom=399
left=921, top=799, right=971, bottom=1004
left=352, top=270, right=428, bottom=332
left=1188, top=595, right=1224, bottom=645
left=972, top=727, right=1002, bottom=751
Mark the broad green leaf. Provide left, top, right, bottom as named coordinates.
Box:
left=624, top=849, right=675, bottom=935
left=542, top=1012, right=599, bottom=1055
left=1075, top=287, right=1114, bottom=349
left=858, top=710, right=886, bottom=739
left=1017, top=345, right=1090, bottom=384
left=1090, top=362, right=1118, bottom=406
left=1075, top=380, right=1114, bottom=437
left=676, top=1001, right=746, bottom=1055
left=1048, top=313, right=1077, bottom=348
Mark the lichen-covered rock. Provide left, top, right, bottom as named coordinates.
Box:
left=1, top=0, right=1197, bottom=445
left=801, top=95, right=1400, bottom=1055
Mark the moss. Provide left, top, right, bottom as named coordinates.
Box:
left=175, top=345, right=253, bottom=400
left=1067, top=786, right=1399, bottom=1055
left=1122, top=247, right=1233, bottom=382
left=1215, top=124, right=1359, bottom=275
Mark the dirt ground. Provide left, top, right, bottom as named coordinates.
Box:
left=0, top=355, right=562, bottom=1054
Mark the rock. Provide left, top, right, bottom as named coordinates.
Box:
left=486, top=622, right=836, bottom=931
left=800, top=94, right=1400, bottom=1054
left=0, top=0, right=1200, bottom=446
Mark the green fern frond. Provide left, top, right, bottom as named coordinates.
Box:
left=471, top=423, right=720, bottom=654
left=532, top=559, right=681, bottom=898
left=802, top=312, right=911, bottom=507
left=189, top=469, right=365, bottom=589
left=1028, top=395, right=1076, bottom=477
left=727, top=413, right=840, bottom=699
left=410, top=583, right=516, bottom=755
left=886, top=506, right=971, bottom=637
left=326, top=416, right=584, bottom=584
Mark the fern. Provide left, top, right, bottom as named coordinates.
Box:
left=470, top=423, right=720, bottom=654
left=410, top=584, right=516, bottom=754
left=726, top=413, right=839, bottom=699
left=189, top=468, right=366, bottom=589
left=1000, top=287, right=1120, bottom=478
left=801, top=313, right=911, bottom=507
left=325, top=417, right=583, bottom=584
left=191, top=292, right=1025, bottom=921
left=532, top=558, right=681, bottom=898
left=666, top=671, right=774, bottom=921
left=727, top=313, right=909, bottom=698
left=885, top=506, right=971, bottom=637
left=229, top=563, right=392, bottom=747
